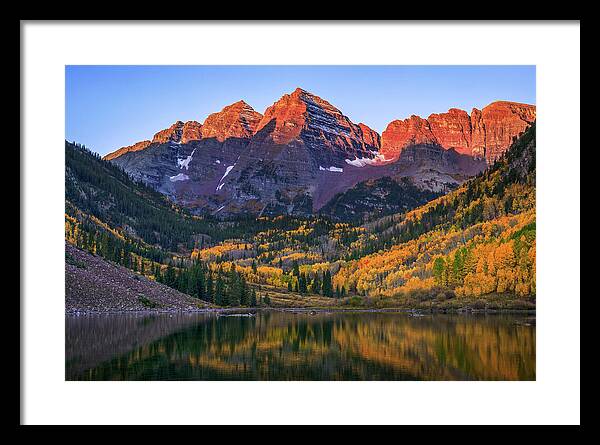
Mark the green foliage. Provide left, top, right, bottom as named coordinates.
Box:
left=510, top=222, right=536, bottom=243
left=321, top=270, right=333, bottom=298
left=65, top=252, right=86, bottom=269
left=347, top=296, right=363, bottom=307
left=321, top=176, right=442, bottom=222
left=433, top=257, right=446, bottom=286
left=138, top=295, right=159, bottom=309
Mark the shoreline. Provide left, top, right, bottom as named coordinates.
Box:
left=66, top=306, right=536, bottom=316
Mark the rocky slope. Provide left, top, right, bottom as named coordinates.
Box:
left=104, top=120, right=203, bottom=161
left=103, top=139, right=152, bottom=161
left=106, top=102, right=261, bottom=205
left=381, top=101, right=536, bottom=164
left=66, top=243, right=212, bottom=313
left=103, top=89, right=535, bottom=219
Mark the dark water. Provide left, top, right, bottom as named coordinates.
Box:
left=65, top=311, right=535, bottom=381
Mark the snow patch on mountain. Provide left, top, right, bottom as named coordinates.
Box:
left=216, top=164, right=236, bottom=191
left=170, top=173, right=190, bottom=182
left=220, top=165, right=235, bottom=181
left=345, top=153, right=388, bottom=168
left=177, top=148, right=196, bottom=170
left=319, top=166, right=344, bottom=173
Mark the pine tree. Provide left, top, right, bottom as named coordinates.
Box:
left=433, top=257, right=446, bottom=286
left=239, top=277, right=249, bottom=306
left=313, top=273, right=321, bottom=294
left=164, top=264, right=176, bottom=287
left=299, top=273, right=307, bottom=293
left=176, top=268, right=186, bottom=292
left=322, top=270, right=333, bottom=297
left=197, top=267, right=206, bottom=300
left=215, top=274, right=225, bottom=306
left=227, top=264, right=241, bottom=306
left=206, top=272, right=214, bottom=303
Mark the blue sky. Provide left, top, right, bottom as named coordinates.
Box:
left=66, top=66, right=535, bottom=156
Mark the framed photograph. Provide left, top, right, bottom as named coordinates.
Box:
left=21, top=20, right=580, bottom=426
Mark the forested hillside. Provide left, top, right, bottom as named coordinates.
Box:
left=66, top=141, right=263, bottom=251
left=319, top=176, right=441, bottom=222
left=65, top=123, right=535, bottom=308
left=332, top=123, right=536, bottom=303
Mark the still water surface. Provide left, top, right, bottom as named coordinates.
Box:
left=66, top=311, right=535, bottom=380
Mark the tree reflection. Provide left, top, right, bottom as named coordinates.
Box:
left=66, top=312, right=535, bottom=381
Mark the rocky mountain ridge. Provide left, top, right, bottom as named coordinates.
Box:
left=380, top=101, right=536, bottom=163
left=103, top=88, right=535, bottom=219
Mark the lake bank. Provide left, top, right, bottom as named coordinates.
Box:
left=66, top=305, right=536, bottom=316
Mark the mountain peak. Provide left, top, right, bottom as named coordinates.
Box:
left=180, top=121, right=203, bottom=143
left=289, top=88, right=335, bottom=108
left=228, top=99, right=251, bottom=109
left=152, top=121, right=183, bottom=143
left=200, top=100, right=262, bottom=141
left=253, top=88, right=380, bottom=154
left=152, top=120, right=203, bottom=144
left=291, top=87, right=308, bottom=95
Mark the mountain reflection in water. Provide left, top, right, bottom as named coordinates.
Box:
left=66, top=311, right=535, bottom=381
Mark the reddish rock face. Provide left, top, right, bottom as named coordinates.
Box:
left=381, top=101, right=536, bottom=163
left=213, top=88, right=383, bottom=216
left=180, top=121, right=203, bottom=143
left=102, top=89, right=534, bottom=218
left=201, top=100, right=262, bottom=142
left=254, top=89, right=306, bottom=144
left=358, top=123, right=381, bottom=150
left=427, top=108, right=473, bottom=156
left=152, top=121, right=184, bottom=144
left=380, top=115, right=437, bottom=160
left=470, top=108, right=486, bottom=158
left=480, top=101, right=536, bottom=162
left=255, top=88, right=380, bottom=154
left=103, top=140, right=151, bottom=161
left=150, top=120, right=203, bottom=144
left=104, top=101, right=259, bottom=161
